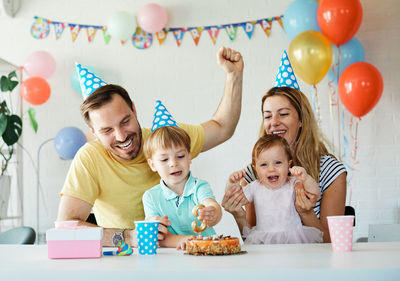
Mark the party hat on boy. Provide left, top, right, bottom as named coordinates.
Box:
left=273, top=50, right=300, bottom=90
left=76, top=63, right=108, bottom=100
left=151, top=100, right=178, bottom=132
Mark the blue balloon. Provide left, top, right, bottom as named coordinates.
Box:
left=328, top=38, right=365, bottom=84
left=283, top=0, right=321, bottom=40
left=70, top=65, right=100, bottom=95
left=54, top=127, right=86, bottom=160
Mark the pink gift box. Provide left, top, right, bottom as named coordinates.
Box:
left=46, top=227, right=103, bottom=259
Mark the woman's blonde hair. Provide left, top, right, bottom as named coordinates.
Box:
left=259, top=87, right=329, bottom=181
left=143, top=126, right=191, bottom=159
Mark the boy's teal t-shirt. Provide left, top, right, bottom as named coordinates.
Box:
left=142, top=172, right=217, bottom=237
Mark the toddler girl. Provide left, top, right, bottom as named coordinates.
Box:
left=226, top=134, right=323, bottom=244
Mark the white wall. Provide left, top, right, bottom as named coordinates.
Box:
left=0, top=0, right=399, bottom=241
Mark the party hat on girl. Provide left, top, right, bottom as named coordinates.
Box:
left=274, top=50, right=300, bottom=90
left=151, top=100, right=178, bottom=132
left=76, top=63, right=108, bottom=100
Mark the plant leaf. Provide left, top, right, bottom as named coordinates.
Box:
left=0, top=76, right=9, bottom=92
left=28, top=108, right=38, bottom=133
left=0, top=112, right=7, bottom=136
left=8, top=71, right=17, bottom=80
left=2, top=114, right=22, bottom=146
left=7, top=71, right=18, bottom=92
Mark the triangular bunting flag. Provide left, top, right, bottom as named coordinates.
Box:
left=276, top=16, right=284, bottom=30
left=224, top=25, right=238, bottom=41
left=155, top=29, right=168, bottom=45
left=69, top=24, right=81, bottom=42
left=86, top=27, right=97, bottom=43
left=102, top=27, right=111, bottom=44
left=259, top=19, right=272, bottom=37
left=189, top=27, right=203, bottom=46
left=53, top=22, right=66, bottom=39
left=207, top=27, right=220, bottom=45
left=172, top=28, right=186, bottom=47
left=241, top=21, right=256, bottom=39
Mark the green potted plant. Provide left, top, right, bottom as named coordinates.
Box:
left=0, top=70, right=37, bottom=175
left=0, top=70, right=22, bottom=176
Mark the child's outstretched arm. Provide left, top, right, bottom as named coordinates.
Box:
left=160, top=233, right=195, bottom=249
left=289, top=166, right=321, bottom=199
left=198, top=198, right=222, bottom=227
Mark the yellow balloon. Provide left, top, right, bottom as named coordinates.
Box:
left=288, top=30, right=332, bottom=85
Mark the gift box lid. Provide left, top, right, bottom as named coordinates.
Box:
left=46, top=227, right=103, bottom=241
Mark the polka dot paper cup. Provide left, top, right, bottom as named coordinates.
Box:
left=134, top=221, right=159, bottom=255
left=327, top=216, right=355, bottom=252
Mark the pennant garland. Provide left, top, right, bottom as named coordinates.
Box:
left=30, top=15, right=284, bottom=49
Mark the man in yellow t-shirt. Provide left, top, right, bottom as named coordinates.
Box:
left=57, top=47, right=244, bottom=247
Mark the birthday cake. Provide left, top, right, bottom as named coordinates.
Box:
left=186, top=235, right=241, bottom=256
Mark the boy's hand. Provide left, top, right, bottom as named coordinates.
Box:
left=147, top=215, right=171, bottom=241
left=176, top=235, right=196, bottom=251
left=289, top=166, right=308, bottom=182
left=226, top=170, right=246, bottom=192
left=198, top=206, right=218, bottom=227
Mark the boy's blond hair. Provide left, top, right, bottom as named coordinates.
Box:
left=143, top=126, right=191, bottom=159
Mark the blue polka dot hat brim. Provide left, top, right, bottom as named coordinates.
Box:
left=151, top=100, right=179, bottom=132
left=76, top=63, right=108, bottom=100
left=273, top=50, right=300, bottom=90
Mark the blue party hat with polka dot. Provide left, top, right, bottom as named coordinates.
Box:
left=273, top=50, right=300, bottom=90
left=151, top=100, right=179, bottom=132
left=76, top=63, right=108, bottom=100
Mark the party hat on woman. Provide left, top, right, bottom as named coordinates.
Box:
left=151, top=100, right=178, bottom=132
left=274, top=50, right=300, bottom=90
left=75, top=63, right=108, bottom=100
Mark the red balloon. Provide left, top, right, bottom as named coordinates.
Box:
left=21, top=77, right=51, bottom=105
left=338, top=62, right=383, bottom=118
left=317, top=0, right=363, bottom=46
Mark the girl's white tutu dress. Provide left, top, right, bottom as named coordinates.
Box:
left=242, top=177, right=323, bottom=244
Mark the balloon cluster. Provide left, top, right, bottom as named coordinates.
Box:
left=106, top=3, right=168, bottom=41
left=21, top=51, right=55, bottom=105
left=283, top=0, right=383, bottom=118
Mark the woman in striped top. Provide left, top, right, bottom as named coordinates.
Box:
left=222, top=87, right=347, bottom=242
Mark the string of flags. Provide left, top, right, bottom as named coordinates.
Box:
left=30, top=15, right=284, bottom=49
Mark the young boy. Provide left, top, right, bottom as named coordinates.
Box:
left=142, top=101, right=222, bottom=249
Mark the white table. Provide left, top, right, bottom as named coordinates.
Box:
left=1, top=242, right=400, bottom=281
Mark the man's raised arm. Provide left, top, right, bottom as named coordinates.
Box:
left=201, top=47, right=244, bottom=152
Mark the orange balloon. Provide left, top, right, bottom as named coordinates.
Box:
left=338, top=62, right=383, bottom=118
left=21, top=77, right=51, bottom=105
left=317, top=0, right=363, bottom=46
left=288, top=30, right=332, bottom=85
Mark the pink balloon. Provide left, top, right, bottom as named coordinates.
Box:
left=137, top=3, right=168, bottom=33
left=24, top=51, right=56, bottom=79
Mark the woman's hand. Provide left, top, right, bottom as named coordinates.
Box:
left=294, top=183, right=319, bottom=215
left=221, top=185, right=248, bottom=215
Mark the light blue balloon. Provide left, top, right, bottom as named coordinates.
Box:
left=70, top=65, right=100, bottom=95
left=283, top=0, right=321, bottom=40
left=54, top=127, right=86, bottom=160
left=328, top=38, right=365, bottom=84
